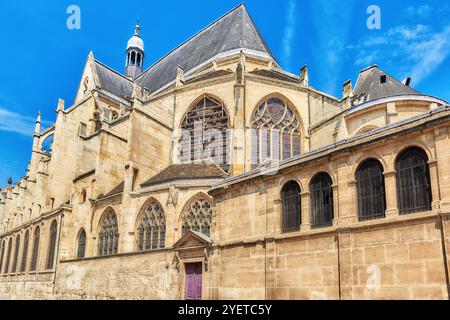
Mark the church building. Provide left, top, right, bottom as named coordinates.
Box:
left=1, top=4, right=450, bottom=300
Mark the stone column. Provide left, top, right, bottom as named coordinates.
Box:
left=347, top=179, right=359, bottom=224
left=332, top=185, right=339, bottom=226
left=384, top=171, right=399, bottom=217
left=428, top=160, right=440, bottom=211
left=301, top=191, right=311, bottom=231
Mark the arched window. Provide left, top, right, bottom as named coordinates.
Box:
left=396, top=148, right=432, bottom=214
left=20, top=231, right=29, bottom=272
left=137, top=200, right=166, bottom=251
left=98, top=210, right=119, bottom=256
left=46, top=221, right=58, bottom=269
left=182, top=198, right=213, bottom=237
left=251, top=97, right=301, bottom=169
left=30, top=227, right=40, bottom=272
left=77, top=229, right=86, bottom=259
left=137, top=53, right=142, bottom=67
left=310, top=173, right=334, bottom=228
left=12, top=235, right=20, bottom=273
left=357, top=159, right=386, bottom=221
left=0, top=241, right=5, bottom=274
left=4, top=238, right=12, bottom=274
left=178, top=95, right=230, bottom=172
left=281, top=181, right=301, bottom=233
left=131, top=51, right=136, bottom=65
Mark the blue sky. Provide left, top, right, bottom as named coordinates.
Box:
left=1, top=0, right=450, bottom=185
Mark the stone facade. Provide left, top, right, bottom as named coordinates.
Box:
left=0, top=5, right=449, bottom=300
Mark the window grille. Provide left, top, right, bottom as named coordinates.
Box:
left=178, top=95, right=230, bottom=172
left=251, top=97, right=301, bottom=169
left=310, top=173, right=334, bottom=228
left=30, top=227, right=40, bottom=271
left=12, top=235, right=20, bottom=273
left=77, top=229, right=86, bottom=259
left=281, top=181, right=301, bottom=232
left=182, top=198, right=212, bottom=237
left=98, top=211, right=119, bottom=256
left=136, top=201, right=166, bottom=251
left=20, top=231, right=29, bottom=272
left=46, top=221, right=58, bottom=269
left=396, top=148, right=432, bottom=214
left=357, top=160, right=386, bottom=221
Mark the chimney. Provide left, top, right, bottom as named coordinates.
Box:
left=342, top=80, right=353, bottom=99
left=403, top=77, right=412, bottom=87
left=176, top=66, right=185, bottom=87
left=299, top=65, right=309, bottom=86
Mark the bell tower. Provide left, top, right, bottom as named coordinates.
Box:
left=126, top=22, right=145, bottom=79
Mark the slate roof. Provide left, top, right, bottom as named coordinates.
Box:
left=352, top=65, right=419, bottom=106
left=135, top=4, right=274, bottom=94
left=95, top=60, right=134, bottom=99
left=97, top=181, right=124, bottom=200
left=249, top=69, right=299, bottom=83
left=141, top=163, right=228, bottom=188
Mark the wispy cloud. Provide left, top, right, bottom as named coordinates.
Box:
left=404, top=5, right=433, bottom=19
left=351, top=22, right=450, bottom=86
left=310, top=0, right=355, bottom=94
left=280, top=0, right=297, bottom=71
left=0, top=106, right=49, bottom=136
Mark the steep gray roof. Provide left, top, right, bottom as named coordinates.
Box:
left=352, top=65, right=419, bottom=105
left=95, top=60, right=134, bottom=99
left=135, top=4, right=274, bottom=94
left=141, top=163, right=228, bottom=188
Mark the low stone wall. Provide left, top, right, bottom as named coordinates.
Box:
left=54, top=250, right=179, bottom=300
left=0, top=273, right=55, bottom=300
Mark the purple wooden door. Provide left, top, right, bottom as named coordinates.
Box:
left=185, top=263, right=202, bottom=300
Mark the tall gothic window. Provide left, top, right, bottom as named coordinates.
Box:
left=182, top=198, right=213, bottom=237
left=357, top=159, right=386, bottom=221
left=310, top=173, right=334, bottom=228
left=137, top=200, right=166, bottom=251
left=20, top=231, right=29, bottom=273
left=98, top=210, right=119, bottom=256
left=46, top=221, right=58, bottom=269
left=251, top=97, right=301, bottom=169
left=396, top=148, right=432, bottom=214
left=5, top=238, right=12, bottom=274
left=0, top=240, right=5, bottom=274
left=12, top=235, right=20, bottom=273
left=178, top=95, right=230, bottom=172
left=30, top=227, right=40, bottom=272
left=77, top=229, right=86, bottom=259
left=281, top=181, right=301, bottom=233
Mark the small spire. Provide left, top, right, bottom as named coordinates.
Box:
left=134, top=19, right=141, bottom=36
left=34, top=111, right=41, bottom=135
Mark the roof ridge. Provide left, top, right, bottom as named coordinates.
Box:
left=240, top=3, right=276, bottom=62
left=94, top=59, right=136, bottom=83
left=135, top=4, right=252, bottom=82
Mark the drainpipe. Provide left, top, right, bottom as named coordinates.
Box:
left=438, top=214, right=450, bottom=300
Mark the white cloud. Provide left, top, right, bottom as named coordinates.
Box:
left=351, top=23, right=450, bottom=86
left=310, top=0, right=355, bottom=94
left=0, top=106, right=50, bottom=136
left=388, top=24, right=430, bottom=40
left=404, top=5, right=433, bottom=18
left=280, top=0, right=297, bottom=71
